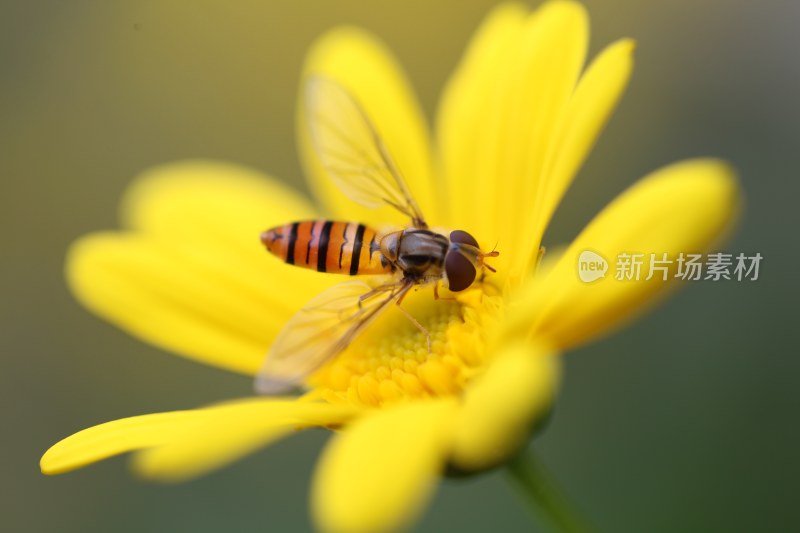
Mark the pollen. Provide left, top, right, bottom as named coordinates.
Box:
left=308, top=286, right=503, bottom=407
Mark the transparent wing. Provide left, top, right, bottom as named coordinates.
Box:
left=255, top=278, right=413, bottom=394
left=305, top=76, right=427, bottom=227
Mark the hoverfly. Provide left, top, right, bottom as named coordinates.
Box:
left=255, top=77, right=498, bottom=394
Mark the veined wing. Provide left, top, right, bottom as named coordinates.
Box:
left=305, top=76, right=427, bottom=227
left=255, top=278, right=413, bottom=395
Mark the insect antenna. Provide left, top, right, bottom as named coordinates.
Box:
left=479, top=243, right=500, bottom=272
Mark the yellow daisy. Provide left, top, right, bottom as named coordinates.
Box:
left=41, top=2, right=740, bottom=533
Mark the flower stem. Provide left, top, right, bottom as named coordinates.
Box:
left=506, top=450, right=592, bottom=533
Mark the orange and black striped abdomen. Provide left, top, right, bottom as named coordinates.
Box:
left=261, top=221, right=391, bottom=275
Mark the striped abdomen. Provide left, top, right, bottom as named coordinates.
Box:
left=261, top=221, right=391, bottom=275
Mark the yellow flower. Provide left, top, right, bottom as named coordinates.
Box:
left=41, top=2, right=740, bottom=533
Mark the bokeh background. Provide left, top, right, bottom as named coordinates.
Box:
left=2, top=1, right=798, bottom=532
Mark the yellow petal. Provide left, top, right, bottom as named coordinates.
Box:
left=436, top=2, right=526, bottom=240
left=68, top=232, right=334, bottom=375
left=312, top=400, right=457, bottom=533
left=41, top=399, right=360, bottom=480
left=133, top=399, right=359, bottom=482
left=299, top=27, right=436, bottom=228
left=121, top=160, right=317, bottom=245
left=450, top=342, right=560, bottom=472
left=527, top=38, right=635, bottom=274
left=68, top=162, right=335, bottom=375
left=507, top=159, right=741, bottom=350
left=437, top=1, right=588, bottom=284
left=41, top=411, right=203, bottom=475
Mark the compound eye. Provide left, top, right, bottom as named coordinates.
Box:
left=445, top=252, right=477, bottom=292
left=449, top=230, right=479, bottom=248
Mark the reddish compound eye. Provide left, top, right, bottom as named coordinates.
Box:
left=445, top=252, right=477, bottom=292
left=449, top=230, right=479, bottom=248
left=446, top=230, right=480, bottom=291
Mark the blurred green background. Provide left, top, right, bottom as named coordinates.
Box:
left=2, top=1, right=798, bottom=532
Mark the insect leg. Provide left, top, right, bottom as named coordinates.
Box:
left=357, top=282, right=397, bottom=309
left=394, top=297, right=432, bottom=353
left=433, top=281, right=456, bottom=301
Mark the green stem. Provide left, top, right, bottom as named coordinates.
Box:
left=506, top=450, right=593, bottom=533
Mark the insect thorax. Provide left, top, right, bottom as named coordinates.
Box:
left=380, top=229, right=449, bottom=278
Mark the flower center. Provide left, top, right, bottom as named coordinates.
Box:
left=307, top=286, right=503, bottom=407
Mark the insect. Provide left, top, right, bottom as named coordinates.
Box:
left=256, top=77, right=498, bottom=394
